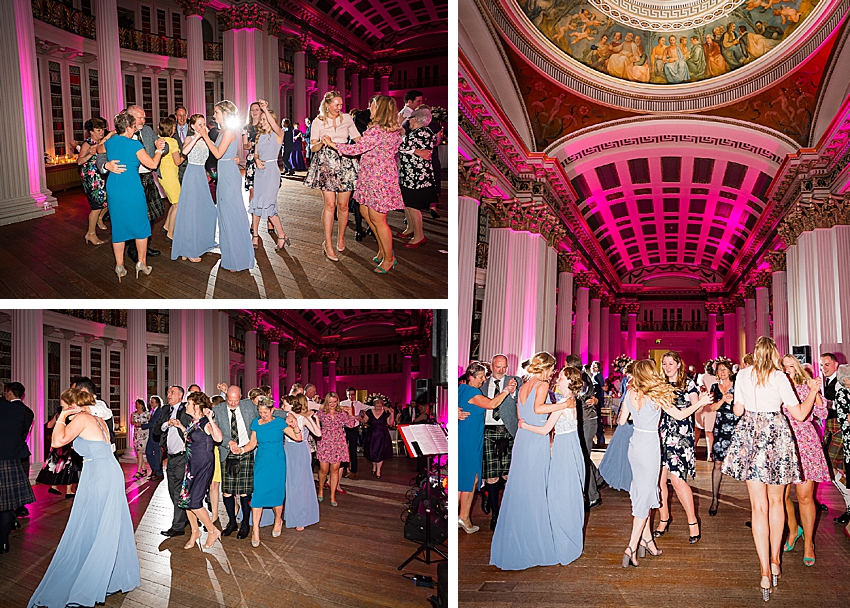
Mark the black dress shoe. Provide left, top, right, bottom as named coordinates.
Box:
left=222, top=523, right=238, bottom=537
left=481, top=488, right=490, bottom=515
left=14, top=507, right=28, bottom=518
left=147, top=247, right=161, bottom=257
left=834, top=510, right=850, bottom=524
left=587, top=498, right=602, bottom=509
left=47, top=487, right=62, bottom=495
left=12, top=519, right=21, bottom=530
left=429, top=209, right=440, bottom=219
left=128, top=248, right=139, bottom=264
left=160, top=528, right=185, bottom=537
left=236, top=526, right=250, bottom=540
left=354, top=231, right=364, bottom=242
left=489, top=514, right=498, bottom=531
left=0, top=542, right=8, bottom=554
left=816, top=502, right=828, bottom=512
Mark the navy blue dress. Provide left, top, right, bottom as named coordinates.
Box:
left=365, top=410, right=393, bottom=463
left=457, top=383, right=484, bottom=492
left=179, top=416, right=215, bottom=510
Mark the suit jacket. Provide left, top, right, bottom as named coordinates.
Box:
left=0, top=399, right=33, bottom=460
left=212, top=398, right=259, bottom=464
left=141, top=405, right=162, bottom=442
left=174, top=122, right=191, bottom=183
left=824, top=375, right=838, bottom=401
left=158, top=402, right=192, bottom=452
left=482, top=375, right=523, bottom=438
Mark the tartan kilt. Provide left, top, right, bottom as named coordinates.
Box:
left=483, top=425, right=513, bottom=480
left=826, top=418, right=845, bottom=481
left=0, top=459, right=36, bottom=511
left=222, top=451, right=255, bottom=495
left=140, top=172, right=166, bottom=221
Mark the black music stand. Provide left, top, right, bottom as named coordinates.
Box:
left=397, top=424, right=448, bottom=569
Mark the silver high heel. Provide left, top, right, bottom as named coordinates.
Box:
left=458, top=518, right=479, bottom=534
left=115, top=265, right=127, bottom=282
left=770, top=563, right=781, bottom=587
left=135, top=261, right=152, bottom=278
left=760, top=576, right=771, bottom=601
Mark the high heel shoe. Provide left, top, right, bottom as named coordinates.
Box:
left=404, top=237, right=427, bottom=249
left=638, top=539, right=662, bottom=558
left=622, top=546, right=639, bottom=568
left=85, top=233, right=104, bottom=246
left=183, top=532, right=201, bottom=550
left=323, top=243, right=339, bottom=262
left=252, top=236, right=259, bottom=250
left=458, top=518, right=479, bottom=534
left=374, top=258, right=397, bottom=274
left=653, top=518, right=670, bottom=538
left=803, top=543, right=816, bottom=567
left=770, top=563, right=781, bottom=587
left=688, top=520, right=701, bottom=544
left=709, top=501, right=718, bottom=517
left=783, top=525, right=803, bottom=552
left=115, top=265, right=127, bottom=282
left=202, top=528, right=221, bottom=549
left=135, top=261, right=152, bottom=278
left=251, top=533, right=260, bottom=548
left=760, top=576, right=771, bottom=602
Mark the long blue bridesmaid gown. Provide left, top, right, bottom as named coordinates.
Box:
left=29, top=436, right=140, bottom=607
left=284, top=419, right=319, bottom=528
left=599, top=421, right=634, bottom=492
left=215, top=130, right=255, bottom=271
left=548, top=409, right=585, bottom=566
left=171, top=140, right=218, bottom=260
left=490, top=380, right=558, bottom=570
left=625, top=392, right=662, bottom=518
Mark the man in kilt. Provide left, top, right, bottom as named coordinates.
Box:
left=822, top=354, right=850, bottom=523
left=212, top=386, right=259, bottom=540
left=0, top=384, right=36, bottom=553
left=480, top=355, right=521, bottom=531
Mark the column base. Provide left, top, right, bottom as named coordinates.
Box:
left=0, top=193, right=57, bottom=226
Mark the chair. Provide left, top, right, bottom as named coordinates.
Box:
left=389, top=428, right=401, bottom=455
left=600, top=396, right=615, bottom=428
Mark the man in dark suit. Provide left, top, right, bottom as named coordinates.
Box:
left=159, top=385, right=192, bottom=536
left=591, top=361, right=606, bottom=447
left=0, top=386, right=36, bottom=553
left=141, top=396, right=164, bottom=478
left=173, top=106, right=189, bottom=184
left=567, top=354, right=604, bottom=509
left=212, top=385, right=259, bottom=539
left=4, top=383, right=33, bottom=518
left=480, top=354, right=521, bottom=530
left=821, top=352, right=850, bottom=523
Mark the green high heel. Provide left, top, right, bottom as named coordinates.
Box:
left=803, top=543, right=815, bottom=567
left=783, top=525, right=803, bottom=552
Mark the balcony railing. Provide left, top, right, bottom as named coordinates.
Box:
left=632, top=320, right=710, bottom=332
left=146, top=312, right=169, bottom=334
left=33, top=0, right=95, bottom=40
left=119, top=27, right=186, bottom=58
left=390, top=75, right=448, bottom=89
left=53, top=310, right=169, bottom=333
left=337, top=364, right=402, bottom=375
left=279, top=59, right=293, bottom=75
left=204, top=42, right=222, bottom=61
left=230, top=337, right=244, bottom=355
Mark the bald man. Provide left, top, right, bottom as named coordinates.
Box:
left=480, top=354, right=521, bottom=530
left=211, top=386, right=259, bottom=539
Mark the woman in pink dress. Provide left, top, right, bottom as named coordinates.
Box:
left=322, top=95, right=404, bottom=274
left=780, top=355, right=829, bottom=566
left=316, top=392, right=359, bottom=507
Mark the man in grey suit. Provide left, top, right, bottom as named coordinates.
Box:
left=173, top=106, right=190, bottom=184
left=212, top=385, right=259, bottom=540
left=480, top=354, right=521, bottom=530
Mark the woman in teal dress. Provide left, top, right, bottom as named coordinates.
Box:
left=458, top=362, right=513, bottom=534
left=29, top=388, right=140, bottom=608
left=234, top=397, right=302, bottom=546
left=103, top=110, right=164, bottom=281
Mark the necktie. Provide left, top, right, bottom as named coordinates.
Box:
left=230, top=408, right=239, bottom=443
left=493, top=378, right=502, bottom=421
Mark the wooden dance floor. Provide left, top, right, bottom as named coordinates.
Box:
left=0, top=456, right=442, bottom=607
left=459, top=439, right=850, bottom=607
left=0, top=173, right=448, bottom=299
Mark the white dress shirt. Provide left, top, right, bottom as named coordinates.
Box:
left=227, top=406, right=250, bottom=447
left=177, top=123, right=188, bottom=141
left=307, top=398, right=321, bottom=412
left=484, top=376, right=506, bottom=426
left=162, top=403, right=186, bottom=455
left=340, top=398, right=369, bottom=416
left=133, top=132, right=151, bottom=174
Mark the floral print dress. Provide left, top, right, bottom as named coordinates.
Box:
left=783, top=382, right=830, bottom=482
left=710, top=382, right=739, bottom=461
left=316, top=409, right=359, bottom=463
left=243, top=125, right=257, bottom=190
left=660, top=380, right=698, bottom=480
left=80, top=137, right=107, bottom=210
left=131, top=411, right=149, bottom=455
left=336, top=126, right=404, bottom=213
left=398, top=126, right=437, bottom=210
left=832, top=385, right=850, bottom=481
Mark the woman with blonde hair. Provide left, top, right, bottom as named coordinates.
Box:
left=323, top=95, right=405, bottom=273
left=779, top=354, right=829, bottom=566
left=362, top=397, right=394, bottom=478
left=157, top=116, right=184, bottom=239
left=316, top=391, right=359, bottom=506
left=722, top=337, right=820, bottom=601
left=490, top=352, right=574, bottom=570
left=305, top=90, right=361, bottom=261
left=249, top=99, right=290, bottom=251
left=198, top=100, right=255, bottom=272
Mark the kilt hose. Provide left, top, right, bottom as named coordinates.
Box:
left=482, top=425, right=513, bottom=481
left=223, top=451, right=255, bottom=496
left=826, top=418, right=846, bottom=483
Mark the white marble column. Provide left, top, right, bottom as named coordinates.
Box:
left=736, top=302, right=747, bottom=357
left=458, top=194, right=480, bottom=370
left=327, top=355, right=337, bottom=394
left=184, top=12, right=205, bottom=115
left=626, top=307, right=638, bottom=359
left=772, top=268, right=789, bottom=356
left=379, top=68, right=391, bottom=96
left=266, top=22, right=280, bottom=115
left=300, top=352, right=310, bottom=385
left=212, top=311, right=230, bottom=390
left=573, top=285, right=590, bottom=361
left=293, top=41, right=308, bottom=126
left=335, top=60, right=346, bottom=103
left=12, top=310, right=44, bottom=466
left=834, top=226, right=850, bottom=348
left=402, top=350, right=413, bottom=404
left=349, top=70, right=360, bottom=109
left=126, top=310, right=147, bottom=456
left=362, top=73, right=375, bottom=109
left=311, top=359, right=324, bottom=396
left=223, top=29, right=236, bottom=105
left=554, top=265, right=574, bottom=368
left=168, top=309, right=187, bottom=389
left=600, top=302, right=610, bottom=378
left=745, top=293, right=757, bottom=352
left=724, top=306, right=739, bottom=362
left=94, top=0, right=124, bottom=126
left=610, top=307, right=622, bottom=359
left=707, top=312, right=717, bottom=359
left=190, top=310, right=206, bottom=389
left=755, top=286, right=771, bottom=341
left=316, top=49, right=330, bottom=96
left=244, top=330, right=257, bottom=391
left=0, top=0, right=56, bottom=225
left=589, top=292, right=601, bottom=364
left=286, top=346, right=296, bottom=392
left=269, top=339, right=280, bottom=405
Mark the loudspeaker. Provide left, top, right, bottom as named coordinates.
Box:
left=432, top=309, right=447, bottom=386
left=416, top=378, right=434, bottom=404
left=404, top=501, right=447, bottom=545
left=792, top=345, right=811, bottom=365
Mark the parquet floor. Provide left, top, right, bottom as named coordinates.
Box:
left=1, top=456, right=443, bottom=607
left=458, top=434, right=850, bottom=607
left=0, top=172, right=448, bottom=299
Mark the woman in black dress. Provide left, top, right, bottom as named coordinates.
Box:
left=708, top=361, right=739, bottom=516
left=37, top=404, right=83, bottom=497
left=281, top=118, right=295, bottom=176
left=175, top=391, right=223, bottom=550
left=362, top=398, right=395, bottom=478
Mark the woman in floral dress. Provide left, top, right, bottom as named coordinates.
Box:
left=77, top=117, right=109, bottom=245
left=707, top=361, right=739, bottom=516
left=781, top=355, right=830, bottom=565
left=324, top=95, right=404, bottom=273
left=397, top=107, right=437, bottom=248
left=655, top=351, right=702, bottom=544
left=316, top=392, right=359, bottom=506
left=834, top=365, right=850, bottom=539
left=131, top=399, right=150, bottom=479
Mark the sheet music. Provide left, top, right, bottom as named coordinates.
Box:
left=398, top=424, right=448, bottom=456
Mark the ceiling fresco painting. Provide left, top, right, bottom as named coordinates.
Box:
left=518, top=0, right=821, bottom=85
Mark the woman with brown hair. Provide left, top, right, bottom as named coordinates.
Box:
left=322, top=95, right=404, bottom=273
left=305, top=90, right=361, bottom=261
left=316, top=391, right=359, bottom=506
left=361, top=397, right=394, bottom=478
left=722, top=337, right=820, bottom=601
left=284, top=394, right=321, bottom=530
left=707, top=360, right=739, bottom=516
left=77, top=116, right=109, bottom=245
left=780, top=354, right=829, bottom=566
left=157, top=116, right=184, bottom=240
left=619, top=360, right=708, bottom=567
